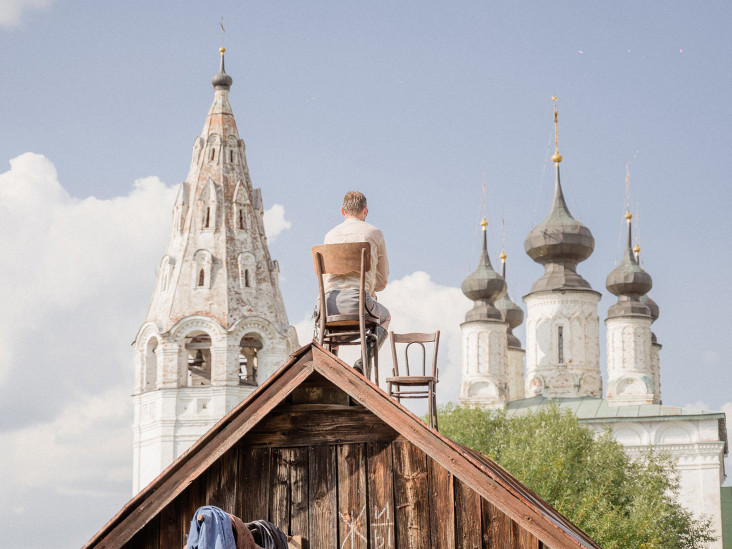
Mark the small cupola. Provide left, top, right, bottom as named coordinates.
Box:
left=495, top=250, right=524, bottom=348
left=461, top=218, right=507, bottom=322
left=606, top=210, right=652, bottom=318
left=211, top=47, right=233, bottom=90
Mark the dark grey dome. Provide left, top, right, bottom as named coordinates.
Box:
left=606, top=215, right=652, bottom=318
left=462, top=222, right=506, bottom=322
left=212, top=48, right=233, bottom=90
left=524, top=166, right=595, bottom=293
left=495, top=255, right=524, bottom=348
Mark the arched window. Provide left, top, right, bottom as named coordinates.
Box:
left=144, top=339, right=158, bottom=391
left=193, top=250, right=213, bottom=289
left=229, top=149, right=234, bottom=163
left=209, top=148, right=215, bottom=162
left=184, top=332, right=212, bottom=387
left=244, top=269, right=250, bottom=288
left=198, top=269, right=205, bottom=287
left=239, top=334, right=263, bottom=386
left=238, top=208, right=245, bottom=230
left=557, top=326, right=564, bottom=364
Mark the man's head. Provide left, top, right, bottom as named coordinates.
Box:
left=342, top=191, right=368, bottom=220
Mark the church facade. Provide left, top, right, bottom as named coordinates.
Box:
left=131, top=49, right=298, bottom=493
left=458, top=101, right=728, bottom=546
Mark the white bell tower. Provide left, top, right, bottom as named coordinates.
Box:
left=131, top=49, right=298, bottom=493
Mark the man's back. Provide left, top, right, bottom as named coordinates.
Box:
left=324, top=218, right=389, bottom=295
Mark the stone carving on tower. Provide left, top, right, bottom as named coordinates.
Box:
left=523, top=98, right=602, bottom=398
left=605, top=204, right=656, bottom=405
left=459, top=218, right=509, bottom=408
left=495, top=250, right=526, bottom=401
left=131, top=49, right=299, bottom=492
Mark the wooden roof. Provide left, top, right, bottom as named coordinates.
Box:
left=85, top=343, right=600, bottom=548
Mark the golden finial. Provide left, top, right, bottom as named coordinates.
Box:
left=480, top=217, right=488, bottom=231
left=551, top=96, right=563, bottom=164
left=500, top=250, right=507, bottom=263
left=633, top=243, right=641, bottom=255
left=220, top=47, right=226, bottom=55
left=625, top=210, right=632, bottom=222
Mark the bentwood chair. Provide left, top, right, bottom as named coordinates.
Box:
left=386, top=331, right=440, bottom=429
left=312, top=242, right=380, bottom=384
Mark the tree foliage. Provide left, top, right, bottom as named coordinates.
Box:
left=439, top=403, right=716, bottom=549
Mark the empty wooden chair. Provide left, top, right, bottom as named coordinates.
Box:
left=312, top=242, right=380, bottom=384
left=387, top=331, right=440, bottom=430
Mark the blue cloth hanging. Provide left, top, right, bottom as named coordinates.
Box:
left=186, top=505, right=237, bottom=549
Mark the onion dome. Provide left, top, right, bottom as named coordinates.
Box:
left=636, top=245, right=660, bottom=342
left=495, top=250, right=524, bottom=348
left=462, top=218, right=507, bottom=322
left=212, top=47, right=233, bottom=90
left=606, top=211, right=652, bottom=318
left=524, top=98, right=595, bottom=294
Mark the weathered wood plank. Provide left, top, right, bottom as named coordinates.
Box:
left=367, top=441, right=395, bottom=549
left=126, top=514, right=159, bottom=549
left=238, top=446, right=271, bottom=522
left=289, top=447, right=309, bottom=538
left=158, top=492, right=185, bottom=548
left=481, top=499, right=514, bottom=549
left=271, top=447, right=292, bottom=534
left=393, top=440, right=430, bottom=549
left=428, top=456, right=455, bottom=549
left=243, top=407, right=398, bottom=448
left=205, top=447, right=238, bottom=513
left=337, top=443, right=368, bottom=549
left=454, top=478, right=481, bottom=549
left=517, top=526, right=541, bottom=549
left=308, top=445, right=338, bottom=547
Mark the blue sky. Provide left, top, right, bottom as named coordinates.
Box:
left=1, top=1, right=731, bottom=547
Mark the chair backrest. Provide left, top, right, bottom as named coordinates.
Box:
left=312, top=242, right=371, bottom=323
left=390, top=331, right=440, bottom=379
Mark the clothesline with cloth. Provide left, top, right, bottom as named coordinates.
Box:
left=184, top=506, right=289, bottom=549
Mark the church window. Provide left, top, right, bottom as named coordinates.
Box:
left=229, top=150, right=234, bottom=163
left=198, top=269, right=205, bottom=287
left=558, top=326, right=564, bottom=364
left=239, top=334, right=262, bottom=386
left=203, top=207, right=211, bottom=229
left=144, top=339, right=158, bottom=391
left=184, top=333, right=212, bottom=387
left=244, top=269, right=250, bottom=288
left=238, top=208, right=245, bottom=230
left=209, top=148, right=215, bottom=162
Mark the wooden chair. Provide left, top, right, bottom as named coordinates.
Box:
left=312, top=242, right=380, bottom=384
left=386, top=331, right=440, bottom=430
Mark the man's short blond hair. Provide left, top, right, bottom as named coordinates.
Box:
left=343, top=191, right=367, bottom=214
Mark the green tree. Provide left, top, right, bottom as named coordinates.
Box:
left=439, top=403, right=716, bottom=549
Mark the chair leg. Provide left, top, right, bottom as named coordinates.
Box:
left=373, top=335, right=379, bottom=386
left=428, top=383, right=433, bottom=430
left=432, top=384, right=438, bottom=431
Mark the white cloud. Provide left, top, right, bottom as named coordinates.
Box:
left=263, top=203, right=291, bottom=241
left=296, top=271, right=470, bottom=414
left=0, top=153, right=176, bottom=546
left=0, top=0, right=53, bottom=27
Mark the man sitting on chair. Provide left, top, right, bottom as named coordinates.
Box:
left=322, top=191, right=390, bottom=372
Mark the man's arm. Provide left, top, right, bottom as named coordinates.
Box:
left=374, top=232, right=389, bottom=293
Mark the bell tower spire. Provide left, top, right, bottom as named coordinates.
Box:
left=131, top=48, right=298, bottom=493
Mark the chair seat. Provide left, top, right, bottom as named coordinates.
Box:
left=386, top=376, right=437, bottom=385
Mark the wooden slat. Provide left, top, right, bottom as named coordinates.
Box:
left=367, top=441, right=395, bottom=549
left=393, top=440, right=430, bottom=549
left=289, top=447, right=309, bottom=538
left=205, top=447, right=238, bottom=512
left=127, top=514, right=159, bottom=549
left=158, top=493, right=185, bottom=548
left=481, top=499, right=514, bottom=549
left=271, top=448, right=292, bottom=534
left=337, top=443, right=368, bottom=549
left=238, top=446, right=271, bottom=522
left=454, top=478, right=481, bottom=549
left=428, top=456, right=455, bottom=549
left=308, top=445, right=338, bottom=547
left=517, top=525, right=541, bottom=548
left=243, top=407, right=398, bottom=447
